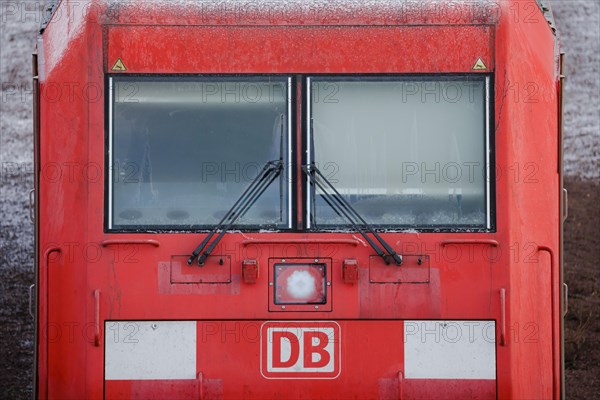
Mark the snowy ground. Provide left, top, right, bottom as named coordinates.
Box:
left=552, top=0, right=600, bottom=179
left=0, top=1, right=598, bottom=398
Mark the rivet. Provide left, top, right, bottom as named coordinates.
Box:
left=151, top=323, right=158, bottom=330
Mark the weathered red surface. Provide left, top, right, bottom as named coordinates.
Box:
left=36, top=0, right=562, bottom=398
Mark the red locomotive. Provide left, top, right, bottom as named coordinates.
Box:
left=33, top=0, right=566, bottom=398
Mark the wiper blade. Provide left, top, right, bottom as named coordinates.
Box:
left=188, top=159, right=283, bottom=266
left=278, top=115, right=285, bottom=222
left=303, top=164, right=403, bottom=266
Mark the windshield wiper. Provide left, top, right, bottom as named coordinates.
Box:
left=303, top=164, right=403, bottom=266
left=187, top=159, right=283, bottom=266
left=278, top=115, right=285, bottom=222
left=188, top=115, right=286, bottom=266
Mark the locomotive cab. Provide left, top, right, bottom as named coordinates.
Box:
left=34, top=1, right=565, bottom=399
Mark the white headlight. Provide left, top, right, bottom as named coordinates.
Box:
left=274, top=264, right=326, bottom=305
left=286, top=270, right=316, bottom=300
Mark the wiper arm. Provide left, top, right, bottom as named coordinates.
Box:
left=303, top=164, right=403, bottom=266
left=188, top=159, right=283, bottom=266
left=278, top=115, right=285, bottom=222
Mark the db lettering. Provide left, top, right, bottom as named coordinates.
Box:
left=261, top=322, right=341, bottom=379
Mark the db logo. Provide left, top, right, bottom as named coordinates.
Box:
left=260, top=321, right=341, bottom=379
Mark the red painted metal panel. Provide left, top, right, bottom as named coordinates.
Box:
left=493, top=2, right=561, bottom=397
left=403, top=379, right=496, bottom=399
left=171, top=255, right=232, bottom=284
left=195, top=320, right=405, bottom=399
left=105, top=379, right=205, bottom=400
left=107, top=26, right=494, bottom=74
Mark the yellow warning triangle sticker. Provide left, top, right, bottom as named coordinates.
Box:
left=111, top=58, right=127, bottom=72
left=472, top=57, right=487, bottom=71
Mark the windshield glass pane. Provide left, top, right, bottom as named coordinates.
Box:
left=109, top=77, right=290, bottom=230
left=309, top=76, right=489, bottom=229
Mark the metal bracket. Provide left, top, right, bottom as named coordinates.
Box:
left=563, top=283, right=568, bottom=317
left=93, top=289, right=101, bottom=347
left=398, top=371, right=404, bottom=400
left=29, top=189, right=35, bottom=223
left=562, top=188, right=568, bottom=222
left=500, top=288, right=507, bottom=346
left=29, top=284, right=35, bottom=318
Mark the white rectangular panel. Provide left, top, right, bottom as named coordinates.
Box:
left=105, top=321, right=196, bottom=380
left=404, top=320, right=496, bottom=379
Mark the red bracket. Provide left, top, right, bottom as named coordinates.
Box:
left=342, top=259, right=359, bottom=284
left=242, top=259, right=259, bottom=284
left=93, top=289, right=101, bottom=347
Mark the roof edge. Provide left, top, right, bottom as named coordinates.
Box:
left=537, top=0, right=558, bottom=36
left=40, top=0, right=61, bottom=33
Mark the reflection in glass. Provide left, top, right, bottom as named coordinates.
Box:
left=309, top=78, right=488, bottom=229
left=110, top=78, right=290, bottom=229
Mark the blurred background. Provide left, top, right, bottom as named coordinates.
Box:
left=1, top=1, right=598, bottom=398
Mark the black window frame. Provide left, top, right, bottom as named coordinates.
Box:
left=104, top=74, right=297, bottom=233
left=303, top=74, right=496, bottom=233
left=104, top=73, right=496, bottom=234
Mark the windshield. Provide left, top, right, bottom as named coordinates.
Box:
left=108, top=76, right=291, bottom=230
left=307, top=76, right=491, bottom=230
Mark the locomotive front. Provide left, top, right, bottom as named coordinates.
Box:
left=34, top=0, right=565, bottom=398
